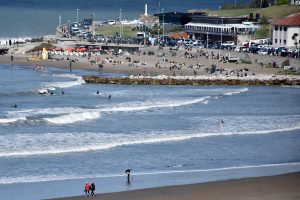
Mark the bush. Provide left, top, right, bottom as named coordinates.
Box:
left=281, top=59, right=290, bottom=67
left=259, top=15, right=269, bottom=25
left=276, top=0, right=290, bottom=5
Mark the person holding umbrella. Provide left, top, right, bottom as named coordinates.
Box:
left=125, top=169, right=132, bottom=182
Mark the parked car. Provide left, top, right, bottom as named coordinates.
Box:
left=258, top=48, right=268, bottom=55
left=221, top=41, right=235, bottom=49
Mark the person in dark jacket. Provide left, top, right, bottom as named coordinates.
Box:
left=90, top=182, right=95, bottom=196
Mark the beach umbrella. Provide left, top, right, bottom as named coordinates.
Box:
left=65, top=47, right=75, bottom=52
left=54, top=47, right=63, bottom=51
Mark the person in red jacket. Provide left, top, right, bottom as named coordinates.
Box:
left=84, top=182, right=90, bottom=196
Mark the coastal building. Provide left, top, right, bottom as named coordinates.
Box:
left=272, top=13, right=300, bottom=48
left=184, top=15, right=259, bottom=44
left=155, top=12, right=259, bottom=44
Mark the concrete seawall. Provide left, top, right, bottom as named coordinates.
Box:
left=83, top=76, right=300, bottom=86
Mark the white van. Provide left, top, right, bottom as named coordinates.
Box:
left=108, top=20, right=116, bottom=25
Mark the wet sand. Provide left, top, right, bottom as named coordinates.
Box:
left=48, top=172, right=300, bottom=200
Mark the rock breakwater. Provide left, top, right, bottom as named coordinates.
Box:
left=83, top=76, right=300, bottom=86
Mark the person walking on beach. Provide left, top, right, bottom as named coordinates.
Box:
left=84, top=182, right=90, bottom=196
left=10, top=54, right=14, bottom=62
left=90, top=182, right=96, bottom=196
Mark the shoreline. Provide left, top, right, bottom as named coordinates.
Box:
left=2, top=162, right=300, bottom=200
left=1, top=54, right=299, bottom=86
left=47, top=171, right=300, bottom=200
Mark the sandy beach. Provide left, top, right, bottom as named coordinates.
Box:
left=48, top=172, right=300, bottom=200
left=1, top=42, right=299, bottom=79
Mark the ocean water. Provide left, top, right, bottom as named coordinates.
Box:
left=0, top=0, right=249, bottom=38
left=0, top=64, right=300, bottom=199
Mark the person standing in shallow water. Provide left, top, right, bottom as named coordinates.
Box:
left=220, top=120, right=224, bottom=127
left=125, top=169, right=131, bottom=182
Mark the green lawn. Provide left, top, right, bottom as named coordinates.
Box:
left=95, top=25, right=138, bottom=37
left=207, top=5, right=300, bottom=20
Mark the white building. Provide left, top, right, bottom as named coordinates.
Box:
left=272, top=13, right=300, bottom=48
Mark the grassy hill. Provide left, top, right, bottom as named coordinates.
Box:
left=95, top=5, right=300, bottom=39
left=206, top=5, right=300, bottom=20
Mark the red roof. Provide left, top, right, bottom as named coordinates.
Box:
left=170, top=32, right=189, bottom=39
left=273, top=13, right=300, bottom=26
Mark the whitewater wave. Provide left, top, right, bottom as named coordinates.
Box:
left=0, top=123, right=299, bottom=157
left=43, top=73, right=84, bottom=89
left=223, top=87, right=248, bottom=96
left=0, top=87, right=248, bottom=125
left=0, top=162, right=299, bottom=184
left=44, top=111, right=101, bottom=124
left=0, top=117, right=26, bottom=124
left=43, top=96, right=210, bottom=125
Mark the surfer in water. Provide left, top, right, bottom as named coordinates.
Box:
left=11, top=104, right=17, bottom=108
left=62, top=90, right=65, bottom=95
left=108, top=94, right=111, bottom=101
left=96, top=90, right=99, bottom=95
left=220, top=120, right=224, bottom=127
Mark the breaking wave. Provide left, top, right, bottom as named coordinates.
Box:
left=0, top=123, right=299, bottom=158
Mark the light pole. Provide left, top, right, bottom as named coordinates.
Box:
left=76, top=8, right=79, bottom=22
left=158, top=1, right=161, bottom=14
left=162, top=8, right=165, bottom=42
left=158, top=28, right=160, bottom=45
left=206, top=32, right=208, bottom=48
left=119, top=8, right=122, bottom=37
left=260, top=0, right=263, bottom=8
left=219, top=17, right=223, bottom=55
left=92, top=12, right=95, bottom=38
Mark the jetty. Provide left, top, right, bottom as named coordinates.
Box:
left=83, top=76, right=300, bottom=86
